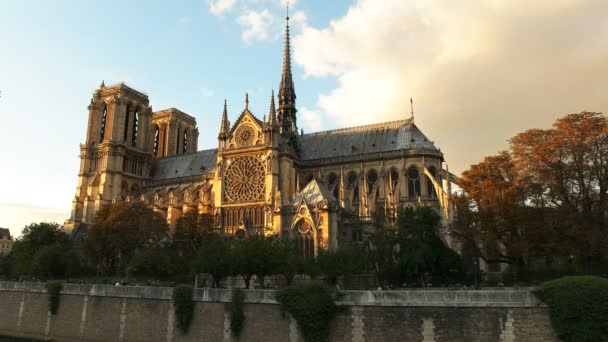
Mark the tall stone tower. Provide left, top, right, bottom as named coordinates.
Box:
left=67, top=82, right=154, bottom=226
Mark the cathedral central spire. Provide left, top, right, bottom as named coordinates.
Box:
left=277, top=14, right=298, bottom=144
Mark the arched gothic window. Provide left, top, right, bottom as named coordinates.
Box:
left=176, top=127, right=181, bottom=155
left=183, top=129, right=188, bottom=153
left=408, top=166, right=421, bottom=199
left=327, top=173, right=339, bottom=199
left=99, top=105, right=108, bottom=143
left=427, top=167, right=438, bottom=198
left=131, top=109, right=138, bottom=146
left=153, top=125, right=160, bottom=156
left=347, top=171, right=360, bottom=212
left=123, top=104, right=130, bottom=142
left=295, top=220, right=314, bottom=258
left=367, top=169, right=379, bottom=196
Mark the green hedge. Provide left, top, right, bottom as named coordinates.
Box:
left=276, top=284, right=342, bottom=342
left=172, top=284, right=194, bottom=334
left=534, top=276, right=608, bottom=342
left=46, top=280, right=63, bottom=315
left=229, top=288, right=245, bottom=337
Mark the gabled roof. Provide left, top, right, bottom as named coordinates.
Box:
left=0, top=228, right=12, bottom=240
left=150, top=149, right=217, bottom=181
left=289, top=178, right=336, bottom=207
left=299, top=119, right=440, bottom=161
left=227, top=108, right=264, bottom=136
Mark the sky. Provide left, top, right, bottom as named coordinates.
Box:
left=1, top=0, right=607, bottom=238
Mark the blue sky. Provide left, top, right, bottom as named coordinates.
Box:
left=1, top=0, right=607, bottom=237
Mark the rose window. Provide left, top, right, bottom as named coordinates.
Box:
left=224, top=156, right=265, bottom=202
left=235, top=125, right=255, bottom=147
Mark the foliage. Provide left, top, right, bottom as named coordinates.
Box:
left=172, top=212, right=215, bottom=259
left=316, top=247, right=367, bottom=285
left=127, top=248, right=183, bottom=278
left=273, top=238, right=307, bottom=285
left=10, top=222, right=71, bottom=276
left=172, top=284, right=194, bottom=334
left=191, top=234, right=231, bottom=287
left=46, top=280, right=63, bottom=315
left=229, top=288, right=245, bottom=337
left=85, top=201, right=169, bottom=275
left=534, top=276, right=608, bottom=341
left=397, top=207, right=462, bottom=286
left=230, top=235, right=279, bottom=288
left=365, top=207, right=462, bottom=287
left=452, top=112, right=608, bottom=274
left=276, top=284, right=342, bottom=342
left=31, top=244, right=81, bottom=278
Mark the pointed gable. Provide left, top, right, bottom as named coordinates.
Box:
left=289, top=178, right=336, bottom=208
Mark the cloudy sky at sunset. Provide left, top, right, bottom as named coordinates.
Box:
left=1, top=0, right=607, bottom=237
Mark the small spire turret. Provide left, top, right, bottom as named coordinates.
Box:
left=219, top=99, right=230, bottom=139
left=269, top=90, right=277, bottom=127
left=100, top=80, right=105, bottom=88
left=245, top=92, right=249, bottom=111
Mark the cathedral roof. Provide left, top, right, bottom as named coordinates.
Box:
left=150, top=149, right=217, bottom=181
left=299, top=119, right=440, bottom=161
left=0, top=228, right=11, bottom=240
left=289, top=178, right=336, bottom=208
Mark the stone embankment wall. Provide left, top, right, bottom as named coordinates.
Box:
left=0, top=282, right=558, bottom=342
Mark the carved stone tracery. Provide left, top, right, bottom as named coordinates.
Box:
left=224, top=155, right=265, bottom=202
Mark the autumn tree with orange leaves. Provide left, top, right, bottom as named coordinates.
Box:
left=452, top=112, right=608, bottom=273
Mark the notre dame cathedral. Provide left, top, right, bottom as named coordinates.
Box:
left=64, top=17, right=456, bottom=256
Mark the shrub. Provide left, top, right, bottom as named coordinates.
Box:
left=534, top=276, right=608, bottom=342
left=172, top=284, right=194, bottom=334
left=229, top=288, right=245, bottom=337
left=275, top=284, right=342, bottom=342
left=46, top=280, right=63, bottom=315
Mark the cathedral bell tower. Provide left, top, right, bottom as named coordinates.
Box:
left=67, top=82, right=154, bottom=226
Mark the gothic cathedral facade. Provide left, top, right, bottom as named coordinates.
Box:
left=64, top=18, right=456, bottom=255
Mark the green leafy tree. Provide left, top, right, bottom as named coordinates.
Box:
left=316, top=247, right=367, bottom=285
left=127, top=248, right=182, bottom=278
left=84, top=201, right=169, bottom=275
left=191, top=234, right=231, bottom=287
left=10, top=222, right=71, bottom=277
left=365, top=212, right=399, bottom=287
left=230, top=235, right=278, bottom=289
left=172, top=211, right=214, bottom=259
left=31, top=244, right=81, bottom=278
left=274, top=238, right=307, bottom=286
left=397, top=207, right=462, bottom=287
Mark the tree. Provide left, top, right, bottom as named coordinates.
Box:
left=451, top=152, right=549, bottom=267
left=510, top=112, right=608, bottom=272
left=191, top=234, right=231, bottom=288
left=10, top=222, right=71, bottom=277
left=397, top=207, right=462, bottom=287
left=453, top=112, right=608, bottom=275
left=230, top=235, right=279, bottom=289
left=365, top=210, right=399, bottom=287
left=316, top=247, right=367, bottom=285
left=172, top=211, right=214, bottom=259
left=127, top=248, right=181, bottom=278
left=84, top=201, right=169, bottom=275
left=273, top=238, right=307, bottom=286
left=30, top=244, right=81, bottom=278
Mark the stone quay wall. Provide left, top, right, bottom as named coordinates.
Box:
left=0, top=281, right=559, bottom=342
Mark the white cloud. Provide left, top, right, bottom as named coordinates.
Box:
left=300, top=107, right=323, bottom=131
left=209, top=0, right=237, bottom=16
left=237, top=9, right=274, bottom=43
left=200, top=87, right=215, bottom=97
left=293, top=0, right=608, bottom=173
